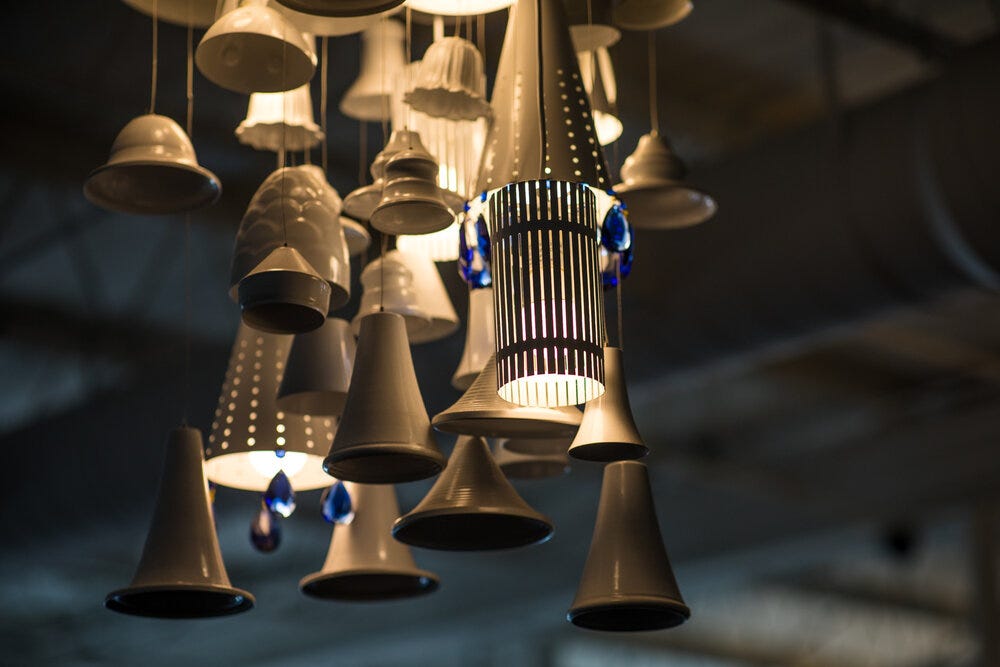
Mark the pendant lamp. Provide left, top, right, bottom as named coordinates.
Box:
left=405, top=0, right=513, bottom=15
left=277, top=317, right=355, bottom=416
left=613, top=0, right=693, bottom=31
left=576, top=47, right=622, bottom=147
left=237, top=245, right=331, bottom=334
left=196, top=0, right=317, bottom=94
left=452, top=286, right=495, bottom=390
left=206, top=324, right=336, bottom=491
left=300, top=483, right=440, bottom=601
left=396, top=250, right=459, bottom=344
left=324, top=312, right=445, bottom=483
left=340, top=19, right=406, bottom=121
left=393, top=436, right=553, bottom=550
left=275, top=0, right=405, bottom=17
left=434, top=353, right=582, bottom=438
left=106, top=427, right=255, bottom=618
left=370, top=138, right=455, bottom=236
left=341, top=216, right=372, bottom=256
left=568, top=347, right=646, bottom=461
left=342, top=128, right=414, bottom=221
left=406, top=37, right=490, bottom=121
left=84, top=114, right=221, bottom=215
left=121, top=0, right=216, bottom=27
left=614, top=131, right=717, bottom=229
left=236, top=83, right=324, bottom=153
left=477, top=0, right=611, bottom=409
left=568, top=461, right=690, bottom=631
left=275, top=2, right=395, bottom=36
left=352, top=253, right=432, bottom=339
left=494, top=439, right=570, bottom=480
left=396, top=222, right=461, bottom=262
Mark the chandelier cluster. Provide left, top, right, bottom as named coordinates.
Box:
left=88, top=0, right=715, bottom=634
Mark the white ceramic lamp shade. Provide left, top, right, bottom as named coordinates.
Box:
left=568, top=346, right=647, bottom=462
left=352, top=253, right=431, bottom=339
left=370, top=142, right=455, bottom=236
left=340, top=19, right=407, bottom=121
left=236, top=83, right=324, bottom=153
left=452, top=286, right=494, bottom=390
left=576, top=47, right=622, bottom=147
left=406, top=37, right=490, bottom=121
left=395, top=249, right=459, bottom=344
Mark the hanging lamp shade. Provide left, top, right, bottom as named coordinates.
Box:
left=434, top=353, right=582, bottom=438
left=568, top=346, right=647, bottom=462
left=340, top=216, right=372, bottom=256
left=406, top=37, right=490, bottom=121
left=370, top=140, right=455, bottom=236
left=106, top=427, right=255, bottom=618
left=395, top=250, right=459, bottom=344
left=206, top=324, right=336, bottom=491
left=394, top=436, right=553, bottom=550
left=405, top=0, right=512, bottom=15
left=614, top=131, right=717, bottom=229
left=300, top=483, right=439, bottom=601
left=275, top=1, right=394, bottom=35
left=275, top=0, right=405, bottom=17
left=452, top=286, right=495, bottom=390
left=277, top=317, right=355, bottom=415
left=568, top=22, right=620, bottom=53
left=237, top=245, right=331, bottom=334
left=324, top=312, right=445, bottom=483
left=352, top=253, right=432, bottom=339
left=477, top=0, right=611, bottom=408
left=196, top=0, right=317, bottom=94
left=231, top=165, right=351, bottom=324
left=568, top=461, right=690, bottom=631
left=236, top=83, right=324, bottom=153
left=340, top=19, right=406, bottom=121
left=576, top=48, right=622, bottom=147
left=121, top=0, right=216, bottom=27
left=613, top=0, right=692, bottom=31
left=494, top=440, right=570, bottom=480
left=84, top=114, right=221, bottom=215
left=342, top=127, right=414, bottom=220
left=396, top=222, right=460, bottom=262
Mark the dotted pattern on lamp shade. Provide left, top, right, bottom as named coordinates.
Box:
left=489, top=180, right=606, bottom=407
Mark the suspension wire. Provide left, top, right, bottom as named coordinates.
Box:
left=379, top=233, right=388, bottom=312
left=616, top=260, right=624, bottom=349
left=182, top=17, right=194, bottom=425
left=280, top=18, right=288, bottom=245
left=477, top=13, right=485, bottom=57
left=321, top=36, right=329, bottom=173
left=359, top=121, right=368, bottom=185
left=379, top=17, right=389, bottom=146
left=648, top=31, right=659, bottom=134
left=149, top=0, right=159, bottom=113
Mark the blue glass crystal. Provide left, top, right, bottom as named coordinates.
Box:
left=601, top=247, right=634, bottom=290
left=320, top=481, right=355, bottom=525
left=250, top=504, right=281, bottom=553
left=263, top=470, right=295, bottom=518
left=601, top=202, right=632, bottom=253
left=274, top=449, right=286, bottom=458
left=458, top=213, right=492, bottom=288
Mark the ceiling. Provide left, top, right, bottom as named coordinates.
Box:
left=1, top=1, right=999, bottom=665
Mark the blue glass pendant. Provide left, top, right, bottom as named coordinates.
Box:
left=250, top=504, right=282, bottom=553
left=459, top=212, right=492, bottom=288
left=264, top=470, right=296, bottom=518
left=601, top=202, right=632, bottom=253
left=320, top=480, right=355, bottom=525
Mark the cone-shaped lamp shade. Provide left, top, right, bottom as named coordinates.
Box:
left=277, top=317, right=355, bottom=415
left=494, top=440, right=570, bottom=480
left=84, top=114, right=221, bottom=215
left=452, top=286, right=495, bottom=390
left=324, top=312, right=445, bottom=483
left=275, top=0, right=405, bottom=17
left=613, top=0, right=692, bottom=30
left=406, top=37, right=489, bottom=121
left=434, top=353, right=582, bottom=438
left=394, top=436, right=553, bottom=550
left=614, top=131, right=717, bottom=229
left=396, top=250, right=459, bottom=345
left=237, top=245, right=331, bottom=334
left=196, top=0, right=316, bottom=94
left=106, top=427, right=255, bottom=618
left=340, top=19, right=406, bottom=121
left=300, top=483, right=440, bottom=600
left=236, top=83, right=324, bottom=152
left=405, top=0, right=512, bottom=15
left=569, top=347, right=647, bottom=462
left=122, top=0, right=216, bottom=27
left=568, top=461, right=690, bottom=631
left=352, top=253, right=432, bottom=339
left=206, top=324, right=336, bottom=491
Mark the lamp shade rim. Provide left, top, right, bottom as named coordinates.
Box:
left=392, top=508, right=553, bottom=551
left=568, top=441, right=649, bottom=462
left=84, top=161, right=221, bottom=215
left=323, top=443, right=445, bottom=484
left=612, top=183, right=717, bottom=229
left=104, top=583, right=255, bottom=619
left=299, top=568, right=439, bottom=601
left=567, top=598, right=691, bottom=632
left=274, top=0, right=405, bottom=18
left=432, top=413, right=581, bottom=439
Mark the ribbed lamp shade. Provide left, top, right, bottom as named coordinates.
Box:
left=613, top=0, right=693, bottom=30
left=324, top=312, right=445, bottom=483
left=84, top=114, right=221, bottom=215
left=406, top=37, right=490, bottom=121
left=236, top=245, right=331, bottom=334
left=340, top=20, right=406, bottom=121
left=434, top=353, right=582, bottom=438
left=494, top=440, right=570, bottom=480
left=370, top=142, right=455, bottom=236
left=343, top=129, right=427, bottom=222
left=236, top=83, right=323, bottom=153
left=276, top=317, right=355, bottom=416
left=568, top=347, right=648, bottom=462
left=300, top=483, right=439, bottom=601
left=568, top=461, right=690, bottom=632
left=275, top=0, right=405, bottom=17
left=452, top=286, right=495, bottom=390
left=106, top=427, right=255, bottom=618
left=393, top=436, right=553, bottom=551
left=206, top=324, right=336, bottom=491
left=352, top=253, right=432, bottom=339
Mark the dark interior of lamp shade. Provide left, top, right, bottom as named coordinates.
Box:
left=300, top=572, right=439, bottom=602
left=393, top=512, right=553, bottom=551
left=105, top=588, right=253, bottom=619
left=500, top=460, right=568, bottom=480
left=569, top=441, right=649, bottom=462
left=324, top=451, right=444, bottom=484
left=568, top=603, right=690, bottom=632
left=241, top=302, right=326, bottom=335
left=88, top=164, right=218, bottom=214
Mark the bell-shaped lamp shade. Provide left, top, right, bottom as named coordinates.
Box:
left=275, top=0, right=405, bottom=17
left=196, top=0, right=317, bottom=94
left=231, top=165, right=351, bottom=322
left=122, top=0, right=216, bottom=27
left=576, top=48, right=622, bottom=147
left=340, top=19, right=407, bottom=121
left=568, top=346, right=647, bottom=462
left=300, top=482, right=440, bottom=600
left=452, top=286, right=495, bottom=390
left=277, top=317, right=355, bottom=415
left=370, top=144, right=455, bottom=236
left=343, top=128, right=422, bottom=221
left=106, top=427, right=255, bottom=618
left=84, top=114, right=221, bottom=215
left=613, top=0, right=693, bottom=31
left=568, top=461, right=690, bottom=631
left=352, top=253, right=432, bottom=339
left=341, top=216, right=372, bottom=256
left=395, top=250, right=459, bottom=345
left=494, top=439, right=570, bottom=480
left=324, top=312, right=445, bottom=483
left=393, top=436, right=553, bottom=550
left=434, top=353, right=582, bottom=439
left=206, top=324, right=336, bottom=491
left=274, top=1, right=395, bottom=36
left=396, top=223, right=460, bottom=262
left=614, top=131, right=717, bottom=229
left=236, top=83, right=324, bottom=153
left=405, top=0, right=513, bottom=15
left=237, top=245, right=331, bottom=334
left=406, top=37, right=490, bottom=121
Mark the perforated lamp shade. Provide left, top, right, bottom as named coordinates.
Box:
left=206, top=324, right=336, bottom=491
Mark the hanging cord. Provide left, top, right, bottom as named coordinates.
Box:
left=185, top=23, right=193, bottom=136
left=358, top=121, right=368, bottom=185
left=379, top=17, right=389, bottom=146
left=648, top=31, right=659, bottom=134
left=182, top=19, right=194, bottom=425
left=149, top=0, right=159, bottom=113
left=615, top=260, right=624, bottom=349
left=280, top=20, right=288, bottom=244
left=477, top=13, right=485, bottom=57
left=535, top=0, right=547, bottom=177
left=321, top=36, right=329, bottom=174
left=379, top=234, right=388, bottom=312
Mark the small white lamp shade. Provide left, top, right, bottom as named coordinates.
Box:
left=340, top=19, right=407, bottom=121
left=395, top=249, right=459, bottom=344
left=236, top=83, right=324, bottom=153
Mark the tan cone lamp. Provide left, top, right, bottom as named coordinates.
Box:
left=340, top=19, right=406, bottom=121
left=121, top=0, right=216, bottom=27
left=324, top=312, right=445, bottom=483
left=236, top=83, right=324, bottom=153
left=275, top=0, right=405, bottom=17
left=406, top=37, right=490, bottom=121
left=106, top=427, right=255, bottom=618
left=568, top=461, right=690, bottom=631
left=494, top=440, right=570, bottom=480
left=434, top=354, right=582, bottom=439
left=396, top=250, right=459, bottom=345
left=300, top=482, right=439, bottom=601
left=84, top=114, right=221, bottom=215
left=237, top=245, right=331, bottom=334
left=569, top=346, right=647, bottom=462
left=206, top=324, right=336, bottom=491
left=196, top=0, right=317, bottom=94
left=370, top=140, right=455, bottom=236
left=451, top=286, right=495, bottom=390
left=613, top=0, right=692, bottom=31
left=277, top=317, right=355, bottom=415
left=352, top=253, right=432, bottom=339
left=394, top=436, right=553, bottom=550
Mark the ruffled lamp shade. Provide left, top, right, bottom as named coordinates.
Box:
left=236, top=83, right=324, bottom=153
left=340, top=19, right=406, bottom=121
left=406, top=37, right=490, bottom=121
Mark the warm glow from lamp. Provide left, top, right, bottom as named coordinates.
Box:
left=248, top=450, right=310, bottom=479
left=405, top=0, right=514, bottom=16
left=396, top=221, right=461, bottom=262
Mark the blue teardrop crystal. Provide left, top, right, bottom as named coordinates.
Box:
left=601, top=202, right=632, bottom=253
left=264, top=470, right=296, bottom=518
left=459, top=213, right=492, bottom=289
left=250, top=504, right=281, bottom=553
left=320, top=481, right=355, bottom=525
left=601, top=247, right=634, bottom=290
